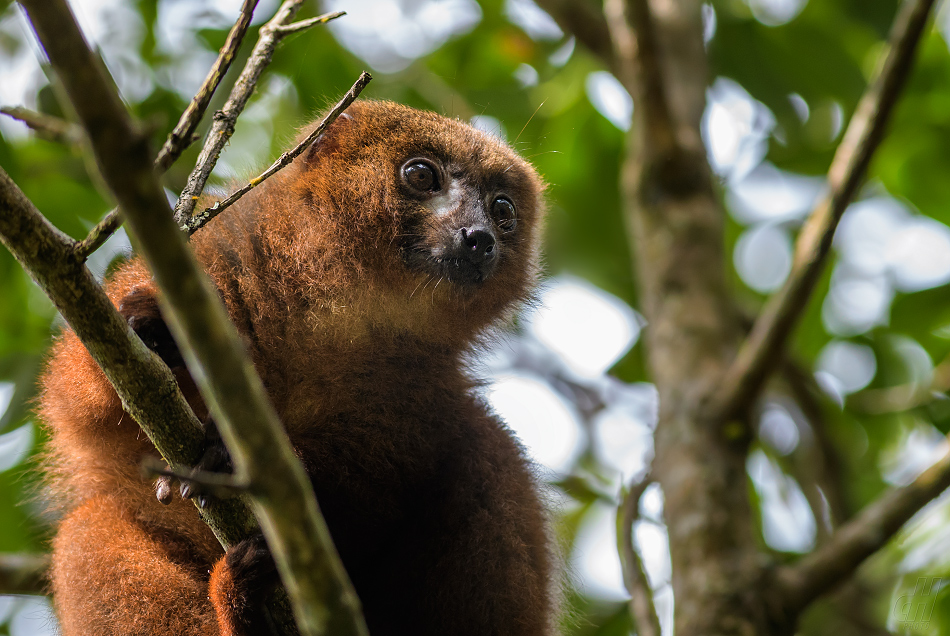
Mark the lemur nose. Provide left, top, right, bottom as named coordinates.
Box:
left=460, top=227, right=496, bottom=261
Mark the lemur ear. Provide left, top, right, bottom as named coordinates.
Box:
left=305, top=110, right=356, bottom=164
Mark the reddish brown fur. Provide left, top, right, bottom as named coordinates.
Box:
left=40, top=101, right=553, bottom=636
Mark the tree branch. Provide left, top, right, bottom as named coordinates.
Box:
left=775, top=442, right=950, bottom=614
left=185, top=71, right=372, bottom=235
left=0, top=106, right=83, bottom=145
left=532, top=0, right=615, bottom=71
left=174, top=5, right=345, bottom=226
left=606, top=0, right=677, bottom=154
left=74, top=0, right=261, bottom=260
left=617, top=474, right=661, bottom=636
left=783, top=361, right=849, bottom=525
left=0, top=161, right=259, bottom=563
left=0, top=553, right=48, bottom=595
left=273, top=12, right=344, bottom=35
left=711, top=0, right=939, bottom=423
left=18, top=1, right=367, bottom=635
left=0, top=168, right=203, bottom=475
left=600, top=0, right=760, bottom=631
left=155, top=0, right=261, bottom=173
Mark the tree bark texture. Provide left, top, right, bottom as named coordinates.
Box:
left=616, top=0, right=773, bottom=633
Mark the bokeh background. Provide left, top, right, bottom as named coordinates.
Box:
left=3, top=0, right=950, bottom=633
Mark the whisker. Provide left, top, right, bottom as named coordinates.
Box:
left=525, top=150, right=563, bottom=159
left=515, top=101, right=545, bottom=144
left=410, top=275, right=432, bottom=300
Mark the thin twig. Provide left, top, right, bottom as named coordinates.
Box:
left=0, top=553, right=49, bottom=596
left=783, top=361, right=849, bottom=525
left=0, top=106, right=83, bottom=145
left=775, top=440, right=950, bottom=614
left=274, top=12, right=344, bottom=35
left=19, top=2, right=367, bottom=635
left=174, top=6, right=346, bottom=226
left=186, top=70, right=372, bottom=234
left=156, top=0, right=261, bottom=173
left=618, top=473, right=662, bottom=636
left=711, top=0, right=939, bottom=424
left=74, top=0, right=261, bottom=260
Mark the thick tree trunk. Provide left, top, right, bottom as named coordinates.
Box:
left=616, top=0, right=775, bottom=633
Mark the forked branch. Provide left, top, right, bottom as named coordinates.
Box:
left=185, top=71, right=372, bottom=235
left=75, top=0, right=261, bottom=260
left=174, top=3, right=345, bottom=226
left=712, top=0, right=939, bottom=423
left=776, top=444, right=950, bottom=613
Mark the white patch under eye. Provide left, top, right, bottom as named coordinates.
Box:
left=424, top=177, right=462, bottom=217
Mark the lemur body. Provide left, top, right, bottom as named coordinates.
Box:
left=40, top=101, right=553, bottom=636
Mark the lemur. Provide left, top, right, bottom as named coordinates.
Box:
left=40, top=100, right=554, bottom=636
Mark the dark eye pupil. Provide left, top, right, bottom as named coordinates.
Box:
left=405, top=162, right=437, bottom=191
left=492, top=197, right=517, bottom=231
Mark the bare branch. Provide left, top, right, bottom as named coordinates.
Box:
left=274, top=11, right=345, bottom=35
left=174, top=5, right=346, bottom=226
left=186, top=70, right=372, bottom=235
left=783, top=361, right=849, bottom=525
left=19, top=1, right=367, bottom=635
left=533, top=0, right=615, bottom=71
left=75, top=209, right=123, bottom=261
left=0, top=168, right=204, bottom=474
left=0, top=553, right=49, bottom=596
left=618, top=474, right=661, bottom=636
left=75, top=0, right=260, bottom=260
left=156, top=0, right=261, bottom=173
left=0, top=106, right=83, bottom=145
left=711, top=0, right=939, bottom=423
left=776, top=443, right=950, bottom=613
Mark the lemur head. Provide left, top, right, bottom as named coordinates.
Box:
left=287, top=100, right=546, bottom=340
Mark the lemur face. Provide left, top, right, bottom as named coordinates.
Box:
left=397, top=155, right=522, bottom=287
left=296, top=100, right=545, bottom=327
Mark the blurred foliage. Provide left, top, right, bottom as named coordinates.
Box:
left=4, top=0, right=950, bottom=634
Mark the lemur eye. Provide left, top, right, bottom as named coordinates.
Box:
left=491, top=197, right=517, bottom=233
left=402, top=160, right=441, bottom=192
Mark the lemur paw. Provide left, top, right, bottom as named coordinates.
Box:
left=210, top=534, right=280, bottom=636
left=119, top=289, right=235, bottom=507
left=179, top=419, right=233, bottom=507
left=224, top=534, right=279, bottom=594
left=119, top=287, right=184, bottom=368
left=152, top=419, right=233, bottom=507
